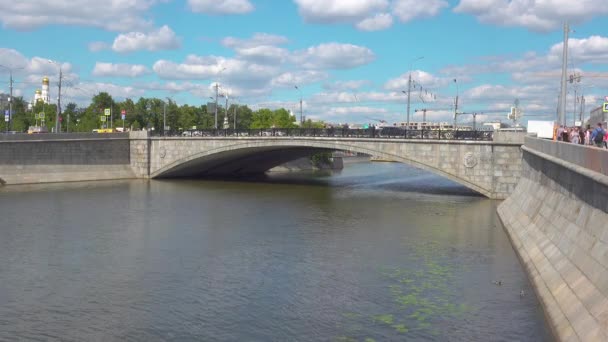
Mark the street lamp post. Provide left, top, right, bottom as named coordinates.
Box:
left=214, top=67, right=227, bottom=130
left=48, top=60, right=63, bottom=133
left=453, top=79, right=459, bottom=130
left=221, top=93, right=230, bottom=129
left=233, top=99, right=237, bottom=130
left=0, top=65, right=24, bottom=132
left=295, top=85, right=303, bottom=124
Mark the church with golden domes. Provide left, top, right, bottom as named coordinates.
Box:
left=33, top=76, right=51, bottom=104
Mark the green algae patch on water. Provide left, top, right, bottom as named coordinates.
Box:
left=372, top=314, right=394, bottom=325
left=337, top=240, right=477, bottom=340
left=392, top=323, right=409, bottom=333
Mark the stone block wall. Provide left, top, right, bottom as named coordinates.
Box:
left=129, top=131, right=150, bottom=178
left=0, top=135, right=134, bottom=185
left=498, top=137, right=608, bottom=341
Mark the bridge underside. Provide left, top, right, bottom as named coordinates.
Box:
left=156, top=146, right=331, bottom=178
left=147, top=139, right=514, bottom=198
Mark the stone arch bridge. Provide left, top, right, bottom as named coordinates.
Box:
left=130, top=131, right=523, bottom=199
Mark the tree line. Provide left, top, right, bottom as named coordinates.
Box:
left=1, top=92, right=324, bottom=133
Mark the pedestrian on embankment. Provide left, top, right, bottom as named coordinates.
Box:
left=591, top=123, right=606, bottom=148
left=570, top=127, right=580, bottom=145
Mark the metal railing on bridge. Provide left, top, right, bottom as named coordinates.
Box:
left=156, top=128, right=493, bottom=141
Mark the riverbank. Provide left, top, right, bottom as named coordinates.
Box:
left=497, top=138, right=608, bottom=341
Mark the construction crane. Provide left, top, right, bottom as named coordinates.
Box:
left=414, top=107, right=453, bottom=123
left=366, top=117, right=388, bottom=126
left=458, top=111, right=509, bottom=130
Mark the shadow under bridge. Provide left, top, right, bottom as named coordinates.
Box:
left=154, top=146, right=335, bottom=178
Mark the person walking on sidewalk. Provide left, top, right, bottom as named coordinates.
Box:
left=591, top=123, right=606, bottom=148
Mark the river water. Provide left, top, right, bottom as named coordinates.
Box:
left=0, top=161, right=551, bottom=341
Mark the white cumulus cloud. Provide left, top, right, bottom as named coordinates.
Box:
left=0, top=0, right=157, bottom=31
left=92, top=62, right=150, bottom=78
left=454, top=0, right=608, bottom=32
left=294, top=0, right=389, bottom=23
left=549, top=36, right=608, bottom=65
left=188, top=0, right=254, bottom=14
left=392, top=0, right=448, bottom=23
left=270, top=71, right=329, bottom=88
left=356, top=13, right=393, bottom=31
left=291, top=43, right=376, bottom=70
left=112, top=25, right=181, bottom=53
left=153, top=55, right=280, bottom=86
left=222, top=33, right=289, bottom=48
left=293, top=0, right=447, bottom=31
left=222, top=33, right=290, bottom=63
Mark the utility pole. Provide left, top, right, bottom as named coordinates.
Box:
left=473, top=113, right=477, bottom=131
left=406, top=57, right=424, bottom=129
left=57, top=67, right=63, bottom=133
left=224, top=94, right=229, bottom=129
left=572, top=87, right=578, bottom=126
left=453, top=94, right=459, bottom=130
left=559, top=22, right=569, bottom=126
left=580, top=95, right=585, bottom=123
left=0, top=65, right=23, bottom=132
left=47, top=61, right=63, bottom=133
left=163, top=101, right=166, bottom=136
left=406, top=73, right=412, bottom=129
left=452, top=78, right=459, bottom=130
left=8, top=71, right=13, bottom=132
left=295, top=85, right=303, bottom=124
left=214, top=83, right=219, bottom=129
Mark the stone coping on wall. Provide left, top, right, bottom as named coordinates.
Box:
left=525, top=136, right=608, bottom=177
left=145, top=136, right=524, bottom=147
left=0, top=133, right=129, bottom=141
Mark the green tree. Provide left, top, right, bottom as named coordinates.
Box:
left=234, top=105, right=253, bottom=129
left=134, top=97, right=149, bottom=129
left=6, top=97, right=31, bottom=132
left=118, top=98, right=136, bottom=130
left=249, top=108, right=297, bottom=129
left=250, top=108, right=274, bottom=129
left=89, top=92, right=115, bottom=129
left=62, top=102, right=78, bottom=132
left=178, top=105, right=198, bottom=131
left=301, top=118, right=325, bottom=128
left=272, top=108, right=297, bottom=128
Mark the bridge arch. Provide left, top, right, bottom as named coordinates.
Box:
left=150, top=138, right=495, bottom=198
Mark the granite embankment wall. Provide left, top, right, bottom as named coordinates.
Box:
left=0, top=133, right=135, bottom=185
left=498, top=137, right=608, bottom=341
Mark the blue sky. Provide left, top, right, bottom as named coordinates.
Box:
left=1, top=0, right=607, bottom=125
